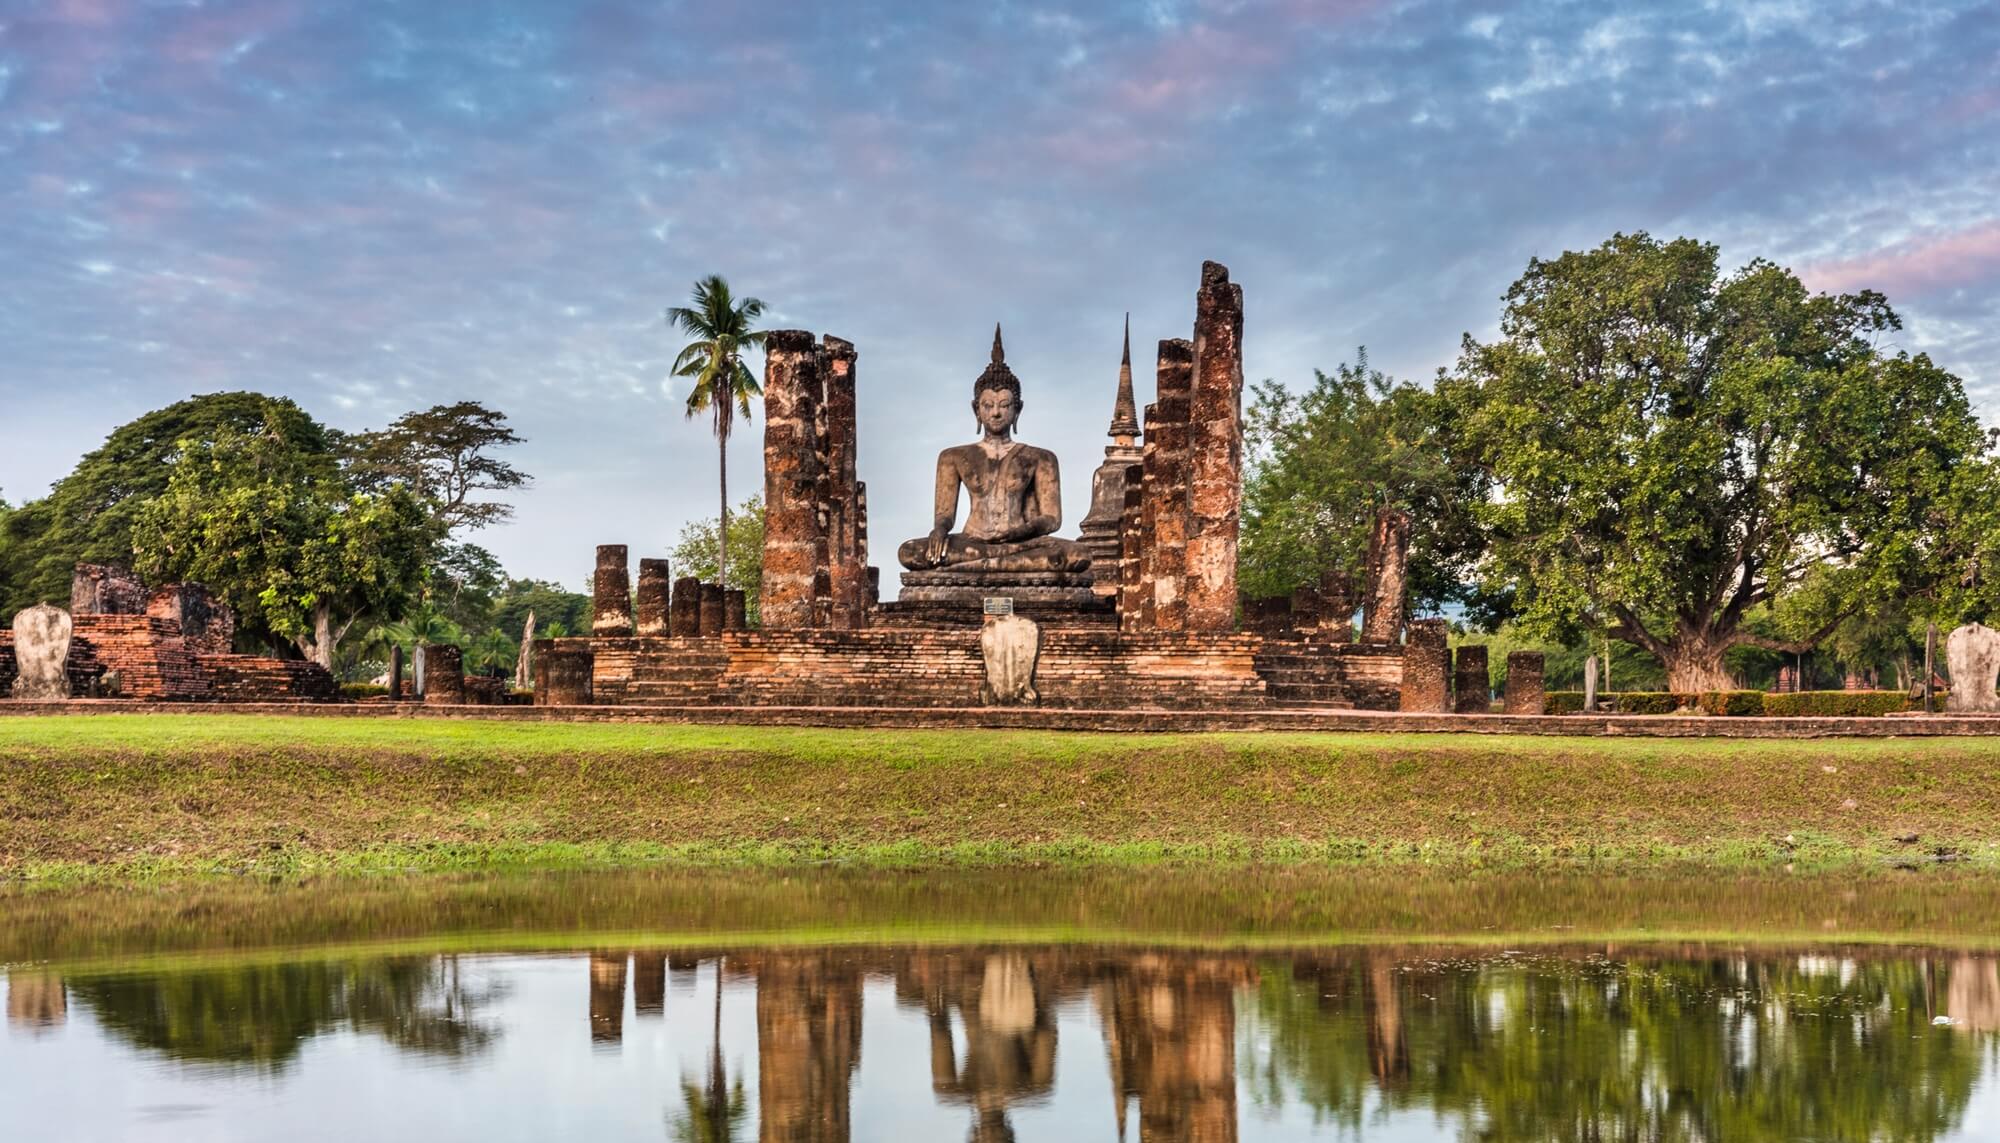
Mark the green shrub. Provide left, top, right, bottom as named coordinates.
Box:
left=1761, top=690, right=1911, bottom=717
left=1696, top=690, right=1764, bottom=716
left=339, top=683, right=388, bottom=700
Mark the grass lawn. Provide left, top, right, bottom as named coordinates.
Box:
left=2, top=713, right=1998, bottom=881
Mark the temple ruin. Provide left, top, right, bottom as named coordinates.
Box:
left=542, top=260, right=1452, bottom=713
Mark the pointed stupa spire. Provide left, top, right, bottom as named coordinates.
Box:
left=1107, top=312, right=1140, bottom=443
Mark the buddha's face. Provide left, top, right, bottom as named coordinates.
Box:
left=973, top=388, right=1022, bottom=437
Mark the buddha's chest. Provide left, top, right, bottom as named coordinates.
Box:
left=961, top=449, right=1036, bottom=498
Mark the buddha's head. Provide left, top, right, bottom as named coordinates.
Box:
left=973, top=323, right=1023, bottom=437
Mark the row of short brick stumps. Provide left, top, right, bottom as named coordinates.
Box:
left=0, top=564, right=337, bottom=701
left=535, top=260, right=1547, bottom=714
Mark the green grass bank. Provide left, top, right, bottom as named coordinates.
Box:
left=2, top=714, right=1998, bottom=882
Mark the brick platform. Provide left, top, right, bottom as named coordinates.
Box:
left=6, top=700, right=2000, bottom=736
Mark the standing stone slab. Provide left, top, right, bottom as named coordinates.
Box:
left=1399, top=618, right=1450, bottom=713
left=1946, top=623, right=2000, bottom=713
left=760, top=330, right=829, bottom=630
left=1361, top=507, right=1411, bottom=644
left=1453, top=645, right=1489, bottom=714
left=979, top=613, right=1041, bottom=706
left=671, top=576, right=702, bottom=638
left=1504, top=651, right=1546, bottom=715
left=1185, top=262, right=1244, bottom=632
left=592, top=545, right=632, bottom=636
left=423, top=644, right=465, bottom=705
left=9, top=605, right=72, bottom=701
left=635, top=559, right=672, bottom=636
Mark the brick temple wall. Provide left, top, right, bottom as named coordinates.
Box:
left=68, top=615, right=212, bottom=700
left=196, top=655, right=337, bottom=702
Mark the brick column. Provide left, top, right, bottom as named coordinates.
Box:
left=592, top=545, right=631, bottom=636
left=760, top=330, right=827, bottom=629
left=1185, top=261, right=1244, bottom=632
left=822, top=335, right=865, bottom=629
left=1504, top=651, right=1546, bottom=715
left=699, top=583, right=725, bottom=637
left=534, top=642, right=594, bottom=705
left=671, top=576, right=702, bottom=638
left=1399, top=619, right=1449, bottom=713
left=1118, top=463, right=1145, bottom=632
left=723, top=589, right=747, bottom=632
left=1453, top=644, right=1489, bottom=714
left=1142, top=339, right=1195, bottom=630
left=422, top=644, right=464, bottom=705
left=635, top=558, right=671, bottom=636
left=387, top=644, right=404, bottom=701
left=1361, top=507, right=1411, bottom=644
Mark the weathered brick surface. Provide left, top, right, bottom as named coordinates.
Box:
left=1141, top=340, right=1194, bottom=631
left=822, top=334, right=867, bottom=629
left=712, top=629, right=1269, bottom=709
left=70, top=564, right=148, bottom=615
left=582, top=636, right=728, bottom=705
left=1185, top=262, right=1244, bottom=632
left=1453, top=645, right=1490, bottom=714
left=699, top=583, right=725, bottom=637
left=533, top=641, right=595, bottom=705
left=761, top=330, right=829, bottom=630
left=1117, top=463, right=1145, bottom=632
left=635, top=558, right=672, bottom=636
left=592, top=545, right=632, bottom=636
left=145, top=583, right=234, bottom=654
left=1400, top=618, right=1450, bottom=713
left=67, top=614, right=210, bottom=699
left=671, top=576, right=702, bottom=638
left=1504, top=651, right=1546, bottom=715
left=423, top=645, right=465, bottom=705
left=195, top=655, right=336, bottom=702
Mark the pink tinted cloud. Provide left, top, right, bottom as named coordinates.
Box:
left=1805, top=221, right=2000, bottom=298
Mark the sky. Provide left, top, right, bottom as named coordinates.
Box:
left=2, top=0, right=1997, bottom=589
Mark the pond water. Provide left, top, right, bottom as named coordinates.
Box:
left=4, top=869, right=1999, bottom=1141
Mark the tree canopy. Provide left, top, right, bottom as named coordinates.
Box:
left=1440, top=232, right=1987, bottom=690
left=347, top=402, right=530, bottom=532
left=671, top=496, right=765, bottom=627
left=1240, top=352, right=1487, bottom=616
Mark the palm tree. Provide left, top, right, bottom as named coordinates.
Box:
left=667, top=276, right=766, bottom=589
left=668, top=957, right=747, bottom=1143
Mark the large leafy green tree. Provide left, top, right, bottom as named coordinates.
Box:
left=668, top=276, right=766, bottom=589
left=1442, top=233, right=1987, bottom=690
left=347, top=402, right=529, bottom=532
left=130, top=424, right=433, bottom=668
left=0, top=393, right=332, bottom=613
left=1241, top=351, right=1488, bottom=616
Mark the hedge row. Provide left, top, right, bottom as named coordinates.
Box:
left=1544, top=690, right=1914, bottom=717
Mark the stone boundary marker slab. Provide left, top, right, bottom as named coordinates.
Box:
left=9, top=605, right=72, bottom=701
left=12, top=700, right=2000, bottom=737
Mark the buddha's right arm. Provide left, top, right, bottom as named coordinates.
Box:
left=930, top=456, right=961, bottom=532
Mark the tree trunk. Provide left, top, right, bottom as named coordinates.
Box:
left=1661, top=634, right=1735, bottom=692
left=717, top=431, right=729, bottom=590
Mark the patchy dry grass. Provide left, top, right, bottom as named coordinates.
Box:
left=2, top=714, right=1998, bottom=880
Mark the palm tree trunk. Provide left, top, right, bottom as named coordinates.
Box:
left=717, top=431, right=729, bottom=589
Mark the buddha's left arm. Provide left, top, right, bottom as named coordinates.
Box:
left=1028, top=453, right=1063, bottom=536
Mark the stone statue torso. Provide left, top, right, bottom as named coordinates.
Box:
left=947, top=440, right=1054, bottom=542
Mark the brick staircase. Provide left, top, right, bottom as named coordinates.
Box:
left=1254, top=637, right=1356, bottom=710
left=591, top=638, right=732, bottom=705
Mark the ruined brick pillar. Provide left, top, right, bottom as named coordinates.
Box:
left=589, top=952, right=627, bottom=1044
left=592, top=545, right=632, bottom=636
left=635, top=558, right=672, bottom=637
left=1118, top=463, right=1145, bottom=632
left=71, top=563, right=148, bottom=615
left=1399, top=619, right=1449, bottom=713
left=422, top=644, right=465, bottom=705
left=670, top=576, right=702, bottom=638
left=822, top=335, right=866, bottom=629
left=1453, top=644, right=1489, bottom=714
left=1185, top=261, right=1244, bottom=632
left=534, top=641, right=593, bottom=705
left=1504, top=651, right=1546, bottom=715
left=723, top=589, right=747, bottom=632
left=1361, top=507, right=1411, bottom=644
left=1142, top=339, right=1196, bottom=631
left=699, top=583, right=724, bottom=637
left=864, top=566, right=880, bottom=610
left=760, top=330, right=828, bottom=630
left=387, top=644, right=404, bottom=701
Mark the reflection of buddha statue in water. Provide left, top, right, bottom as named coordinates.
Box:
left=897, top=327, right=1090, bottom=575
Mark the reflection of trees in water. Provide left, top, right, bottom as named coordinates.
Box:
left=1242, top=951, right=1990, bottom=1142
left=64, top=956, right=499, bottom=1069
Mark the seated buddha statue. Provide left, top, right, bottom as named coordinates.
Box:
left=897, top=327, right=1090, bottom=575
